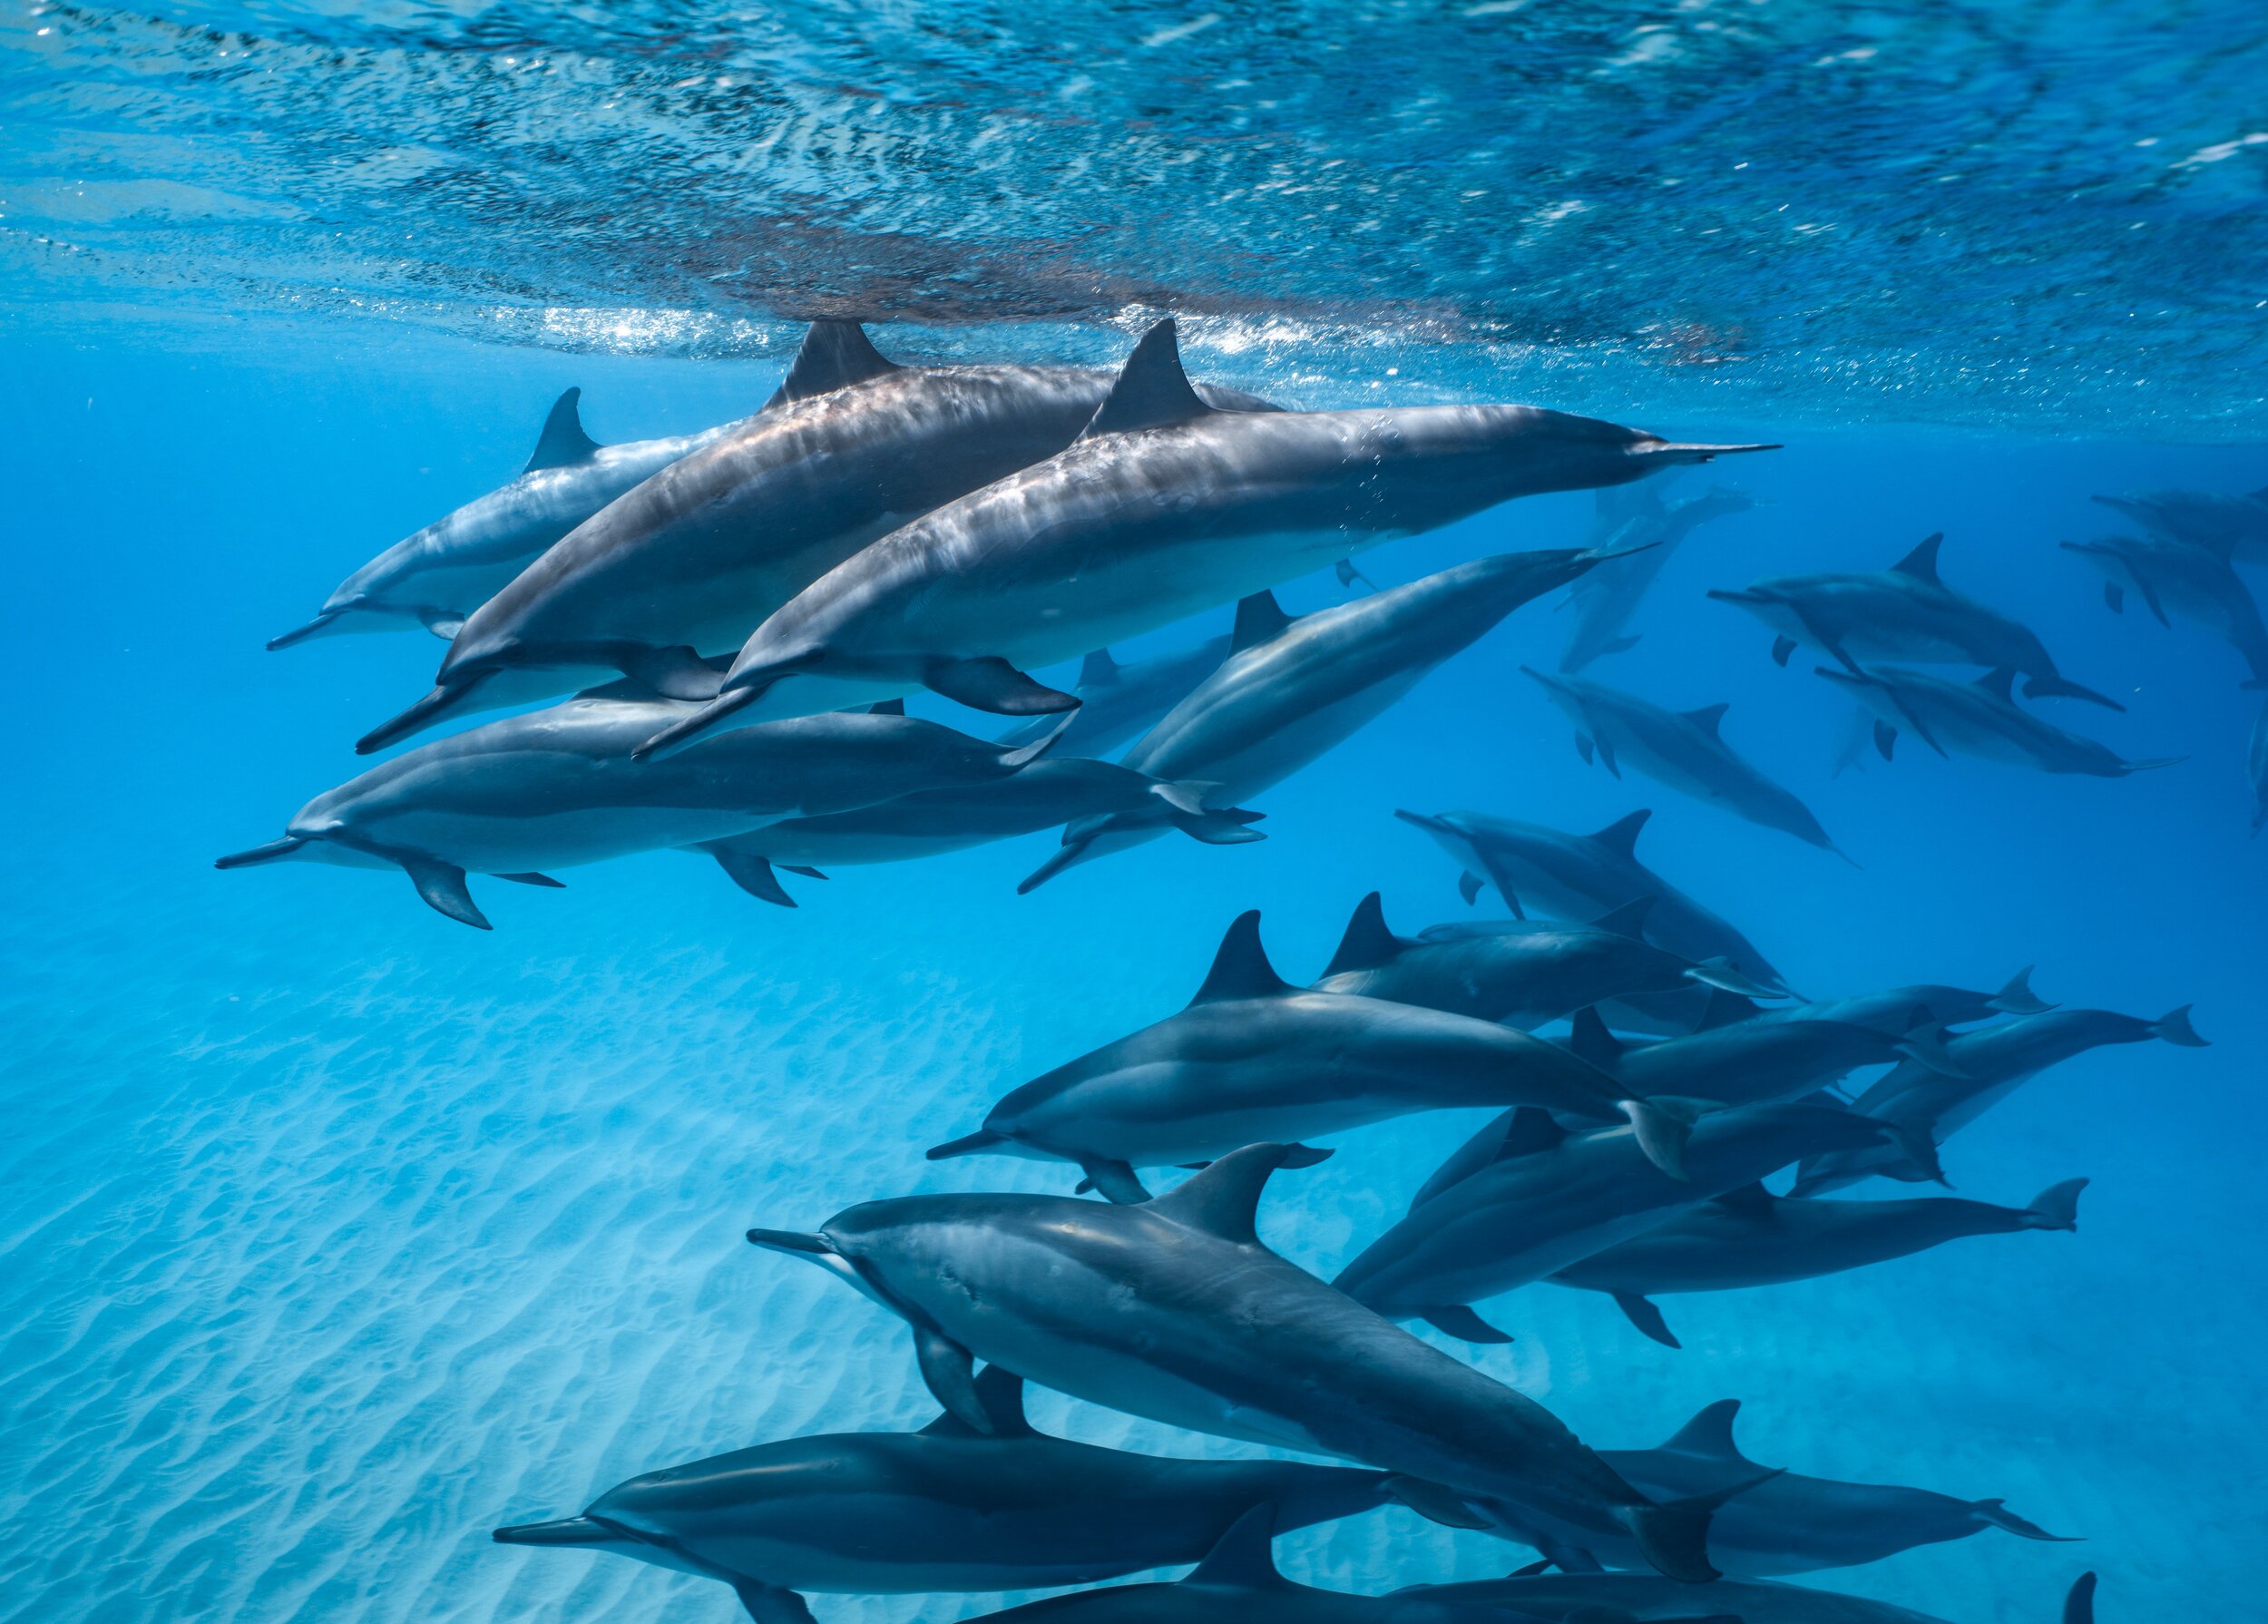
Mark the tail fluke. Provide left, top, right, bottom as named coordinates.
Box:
left=1991, top=966, right=2054, bottom=1016
left=2023, top=1178, right=2089, bottom=1232
left=2152, top=1004, right=2208, bottom=1047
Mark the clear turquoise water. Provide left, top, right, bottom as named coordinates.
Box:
left=5, top=5, right=2266, bottom=1622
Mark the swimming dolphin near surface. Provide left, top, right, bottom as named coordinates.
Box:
left=1522, top=670, right=1849, bottom=856
left=926, top=911, right=1694, bottom=1202
left=1394, top=807, right=1791, bottom=996
left=2094, top=483, right=2268, bottom=563
left=1309, top=893, right=1781, bottom=1029
left=1555, top=1004, right=1967, bottom=1113
left=1706, top=533, right=2121, bottom=709
left=1559, top=486, right=1757, bottom=672
left=1792, top=1004, right=2205, bottom=1194
left=1334, top=1102, right=1893, bottom=1344
left=269, top=388, right=750, bottom=649
left=1480, top=1399, right=2074, bottom=1576
left=746, top=1144, right=1764, bottom=1582
left=357, top=321, right=1281, bottom=752
left=2062, top=533, right=2268, bottom=686
left=635, top=319, right=1775, bottom=755
left=1817, top=666, right=2181, bottom=778
left=216, top=697, right=1061, bottom=928
left=493, top=1366, right=1394, bottom=1623
left=1022, top=546, right=1616, bottom=887
left=993, top=637, right=1234, bottom=758
left=698, top=755, right=1264, bottom=907
left=1405, top=1561, right=2100, bottom=1623
left=1552, top=1178, right=2087, bottom=1349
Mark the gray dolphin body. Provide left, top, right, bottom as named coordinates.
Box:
left=2062, top=533, right=2268, bottom=686
left=215, top=698, right=1057, bottom=928
left=1706, top=533, right=2120, bottom=709
left=1559, top=487, right=1756, bottom=673
left=2094, top=484, right=2268, bottom=563
left=1481, top=1399, right=2073, bottom=1576
left=269, top=389, right=747, bottom=649
left=492, top=1369, right=1393, bottom=1623
left=1023, top=548, right=1612, bottom=887
left=1523, top=671, right=1846, bottom=856
left=747, top=1145, right=1757, bottom=1582
left=927, top=912, right=1690, bottom=1203
left=1408, top=1564, right=2099, bottom=1623
left=1555, top=1006, right=1961, bottom=1115
left=1394, top=807, right=1790, bottom=996
left=1310, top=894, right=1779, bottom=1029
left=995, top=638, right=1234, bottom=758
left=2252, top=699, right=2268, bottom=836
left=636, top=320, right=1774, bottom=755
left=357, top=322, right=1278, bottom=752
left=1817, top=666, right=2178, bottom=778
left=1552, top=1178, right=2087, bottom=1349
left=1333, top=1103, right=1892, bottom=1343
left=1792, top=1005, right=2205, bottom=1195
left=1750, top=972, right=2052, bottom=1034
left=698, top=757, right=1265, bottom=907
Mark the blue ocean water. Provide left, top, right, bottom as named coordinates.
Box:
left=5, top=6, right=2266, bottom=1624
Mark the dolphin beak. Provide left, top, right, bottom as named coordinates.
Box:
left=1393, top=809, right=1452, bottom=836
left=215, top=836, right=311, bottom=869
left=358, top=676, right=485, bottom=756
left=745, top=1228, right=837, bottom=1256
left=493, top=1517, right=621, bottom=1547
left=1641, top=440, right=1782, bottom=464
left=1811, top=665, right=1869, bottom=690
left=1705, top=588, right=1768, bottom=606
left=633, top=684, right=758, bottom=761
left=267, top=608, right=344, bottom=650
left=1516, top=663, right=1570, bottom=698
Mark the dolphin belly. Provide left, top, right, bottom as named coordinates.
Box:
left=350, top=806, right=780, bottom=873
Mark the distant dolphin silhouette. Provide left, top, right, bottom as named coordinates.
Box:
left=1817, top=665, right=2179, bottom=778
left=2062, top=533, right=2268, bottom=687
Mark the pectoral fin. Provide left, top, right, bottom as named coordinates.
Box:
left=1459, top=870, right=1486, bottom=907
left=713, top=849, right=797, bottom=907
left=1078, top=1158, right=1153, bottom=1204
left=1873, top=720, right=1898, bottom=761
left=402, top=856, right=490, bottom=930
left=621, top=644, right=727, bottom=702
left=1382, top=1476, right=1494, bottom=1531
left=926, top=656, right=1080, bottom=716
left=913, top=1326, right=994, bottom=1434
left=1614, top=1293, right=1683, bottom=1348
left=2102, top=582, right=2125, bottom=614
left=1771, top=635, right=1797, bottom=667
left=733, top=1581, right=818, bottom=1624
left=1423, top=1306, right=1514, bottom=1345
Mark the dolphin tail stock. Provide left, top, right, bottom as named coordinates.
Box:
left=214, top=836, right=310, bottom=869
left=1618, top=1095, right=1697, bottom=1181
left=2021, top=672, right=2126, bottom=712
left=357, top=677, right=488, bottom=755
left=1992, top=965, right=2056, bottom=1016
left=2152, top=1004, right=2209, bottom=1047
left=1621, top=1467, right=1785, bottom=1584
left=2022, top=1177, right=2089, bottom=1232
left=492, top=1517, right=619, bottom=1546
left=267, top=605, right=351, bottom=649
left=632, top=681, right=764, bottom=761
left=1970, top=1498, right=2081, bottom=1542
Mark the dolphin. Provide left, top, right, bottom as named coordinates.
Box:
left=746, top=1143, right=1765, bottom=1582
left=1559, top=486, right=1757, bottom=672
left=1552, top=1005, right=1968, bottom=1114
left=2252, top=699, right=2268, bottom=836
left=1310, top=893, right=1781, bottom=1029
left=1552, top=1178, right=2087, bottom=1348
left=1404, top=1563, right=2100, bottom=1623
left=2093, top=484, right=2268, bottom=563
left=1333, top=1102, right=1894, bottom=1344
left=993, top=636, right=1234, bottom=758
left=696, top=755, right=1265, bottom=907
left=1706, top=533, right=2121, bottom=709
left=493, top=1366, right=1395, bottom=1623
left=1022, top=547, right=1615, bottom=887
left=1792, top=1004, right=2205, bottom=1194
left=1748, top=971, right=2053, bottom=1034
left=926, top=911, right=1694, bottom=1202
left=635, top=319, right=1775, bottom=755
left=2062, top=533, right=2268, bottom=687
left=215, top=697, right=1061, bottom=928
left=269, top=388, right=750, bottom=649
left=357, top=321, right=1280, bottom=752
left=1471, top=1398, right=2075, bottom=1576
left=1393, top=807, right=1791, bottom=996
left=1522, top=670, right=1849, bottom=857
left=1816, top=665, right=2181, bottom=778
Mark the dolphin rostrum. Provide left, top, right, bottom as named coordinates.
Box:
left=993, top=635, right=1234, bottom=758
left=1332, top=1103, right=1893, bottom=1344
left=1706, top=533, right=2121, bottom=709
left=269, top=388, right=749, bottom=649
left=1022, top=546, right=1614, bottom=887
left=357, top=321, right=1279, bottom=752
left=1522, top=670, right=1849, bottom=857
left=1552, top=1178, right=2087, bottom=1349
left=635, top=318, right=1774, bottom=755
left=1816, top=665, right=2181, bottom=778
left=2093, top=483, right=2268, bottom=564
left=216, top=697, right=1061, bottom=928
left=1309, top=893, right=1781, bottom=1029
left=925, top=910, right=1697, bottom=1201
left=1792, top=1004, right=2205, bottom=1195
left=1401, top=1568, right=2098, bottom=1624
left=1394, top=807, right=1791, bottom=996
left=746, top=1143, right=1766, bottom=1582
left=2062, top=533, right=2268, bottom=687
left=1559, top=485, right=1757, bottom=673
left=493, top=1365, right=1394, bottom=1623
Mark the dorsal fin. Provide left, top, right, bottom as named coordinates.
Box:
left=1190, top=910, right=1291, bottom=1003
left=868, top=698, right=906, bottom=716
left=1892, top=533, right=1945, bottom=583
left=1589, top=809, right=1652, bottom=860
left=1077, top=649, right=1121, bottom=689
left=1659, top=1399, right=1756, bottom=1464
left=1494, top=1106, right=1568, bottom=1162
left=970, top=1364, right=1033, bottom=1437
left=767, top=320, right=900, bottom=407
left=1712, top=1181, right=1778, bottom=1218
left=1322, top=892, right=1404, bottom=978
left=523, top=387, right=601, bottom=473
left=1588, top=895, right=1657, bottom=938
left=1230, top=590, right=1295, bottom=653
left=1150, top=1144, right=1300, bottom=1246
left=1974, top=668, right=2018, bottom=701
left=1080, top=318, right=1215, bottom=440
left=1187, top=1502, right=1287, bottom=1589
left=1681, top=702, right=1730, bottom=739
left=1568, top=1006, right=1624, bottom=1069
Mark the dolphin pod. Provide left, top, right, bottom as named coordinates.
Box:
left=747, top=1144, right=1759, bottom=1584
left=1817, top=665, right=2181, bottom=778
left=634, top=319, right=1773, bottom=754
left=925, top=910, right=1697, bottom=1201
